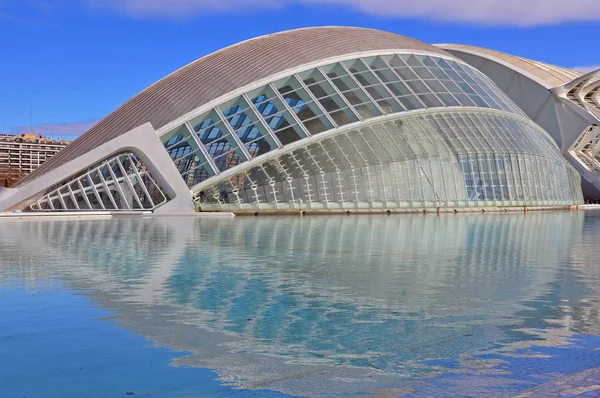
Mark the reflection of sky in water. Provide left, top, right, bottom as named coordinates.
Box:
left=1, top=211, right=600, bottom=397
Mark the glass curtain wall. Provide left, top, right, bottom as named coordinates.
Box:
left=160, top=53, right=526, bottom=190
left=194, top=111, right=582, bottom=211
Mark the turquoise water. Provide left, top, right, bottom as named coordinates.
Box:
left=1, top=211, right=600, bottom=397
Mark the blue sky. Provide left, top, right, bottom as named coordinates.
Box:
left=1, top=0, right=599, bottom=139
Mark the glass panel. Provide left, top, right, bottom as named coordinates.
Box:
left=221, top=96, right=278, bottom=157
left=161, top=124, right=191, bottom=153
left=386, top=81, right=413, bottom=97
left=387, top=55, right=406, bottom=68
left=304, top=77, right=334, bottom=100
left=308, top=86, right=360, bottom=126
left=426, top=79, right=450, bottom=95
left=398, top=95, right=422, bottom=110
left=329, top=109, right=358, bottom=126
left=457, top=81, right=477, bottom=95
left=435, top=58, right=454, bottom=70
left=298, top=68, right=328, bottom=86
left=244, top=136, right=277, bottom=158
left=441, top=80, right=461, bottom=93
left=375, top=97, right=404, bottom=114
left=328, top=72, right=360, bottom=92
left=298, top=70, right=360, bottom=126
left=191, top=109, right=248, bottom=165
left=354, top=71, right=382, bottom=88
left=321, top=63, right=349, bottom=78
left=249, top=85, right=306, bottom=144
left=411, top=66, right=436, bottom=80
left=176, top=151, right=207, bottom=177
left=469, top=95, right=490, bottom=108
left=453, top=93, right=476, bottom=107
left=430, top=66, right=452, bottom=81
left=362, top=56, right=390, bottom=71
left=406, top=80, right=429, bottom=94
left=459, top=71, right=478, bottom=86
left=204, top=138, right=236, bottom=161
left=400, top=54, right=423, bottom=68
left=274, top=75, right=302, bottom=95
left=417, top=94, right=443, bottom=108
left=343, top=58, right=371, bottom=73
left=274, top=123, right=306, bottom=145
left=160, top=125, right=214, bottom=182
left=166, top=144, right=193, bottom=165
left=354, top=102, right=382, bottom=119
left=191, top=110, right=226, bottom=145
left=211, top=149, right=244, bottom=173
left=182, top=164, right=214, bottom=187
left=419, top=56, right=439, bottom=68
left=363, top=84, right=388, bottom=100
left=393, top=66, right=418, bottom=81
left=444, top=67, right=463, bottom=81
left=374, top=68, right=402, bottom=84
left=274, top=75, right=333, bottom=134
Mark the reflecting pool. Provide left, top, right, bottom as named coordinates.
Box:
left=1, top=211, right=600, bottom=397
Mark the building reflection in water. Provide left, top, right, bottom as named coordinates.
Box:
left=1, top=211, right=598, bottom=394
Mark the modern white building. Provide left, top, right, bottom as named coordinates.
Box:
left=437, top=44, right=600, bottom=199
left=0, top=27, right=587, bottom=214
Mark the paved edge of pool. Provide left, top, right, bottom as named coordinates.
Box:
left=1, top=204, right=598, bottom=219
left=0, top=211, right=236, bottom=219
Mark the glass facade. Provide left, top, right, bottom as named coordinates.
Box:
left=31, top=152, right=168, bottom=212
left=160, top=53, right=526, bottom=192
left=195, top=111, right=582, bottom=211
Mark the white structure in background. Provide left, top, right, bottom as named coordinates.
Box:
left=437, top=44, right=600, bottom=199
left=0, top=28, right=585, bottom=214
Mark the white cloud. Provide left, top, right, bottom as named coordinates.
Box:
left=86, top=0, right=285, bottom=17
left=12, top=120, right=99, bottom=138
left=303, top=0, right=600, bottom=26
left=84, top=0, right=600, bottom=26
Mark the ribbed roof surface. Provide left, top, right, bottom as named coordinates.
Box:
left=438, top=44, right=596, bottom=88
left=16, top=26, right=453, bottom=187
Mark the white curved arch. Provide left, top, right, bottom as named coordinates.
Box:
left=436, top=45, right=556, bottom=90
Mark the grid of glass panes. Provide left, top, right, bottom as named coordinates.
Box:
left=194, top=111, right=581, bottom=211
left=161, top=124, right=216, bottom=188
left=31, top=152, right=168, bottom=212
left=160, top=53, right=533, bottom=189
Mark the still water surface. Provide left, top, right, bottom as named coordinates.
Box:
left=1, top=212, right=600, bottom=397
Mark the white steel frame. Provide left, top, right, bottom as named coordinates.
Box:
left=31, top=152, right=168, bottom=212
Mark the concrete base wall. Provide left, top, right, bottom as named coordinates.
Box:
left=228, top=205, right=578, bottom=216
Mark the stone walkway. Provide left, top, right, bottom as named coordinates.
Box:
left=514, top=367, right=600, bottom=397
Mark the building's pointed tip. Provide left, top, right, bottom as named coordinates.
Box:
left=552, top=69, right=600, bottom=97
